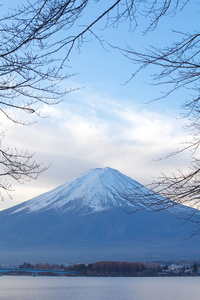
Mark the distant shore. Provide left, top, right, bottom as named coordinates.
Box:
left=1, top=260, right=199, bottom=277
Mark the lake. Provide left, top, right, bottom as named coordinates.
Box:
left=0, top=276, right=200, bottom=300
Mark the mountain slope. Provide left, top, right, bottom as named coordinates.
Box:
left=10, top=167, right=187, bottom=215
left=0, top=167, right=199, bottom=264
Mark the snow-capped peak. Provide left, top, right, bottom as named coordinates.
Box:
left=11, top=167, right=182, bottom=215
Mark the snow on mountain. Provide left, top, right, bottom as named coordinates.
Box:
left=0, top=167, right=199, bottom=264
left=12, top=167, right=188, bottom=215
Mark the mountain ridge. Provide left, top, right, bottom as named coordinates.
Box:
left=10, top=167, right=189, bottom=216
left=0, top=167, right=199, bottom=264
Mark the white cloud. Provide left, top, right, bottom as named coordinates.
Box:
left=0, top=88, right=191, bottom=209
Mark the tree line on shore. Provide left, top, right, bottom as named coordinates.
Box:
left=17, top=260, right=200, bottom=277
left=18, top=261, right=160, bottom=276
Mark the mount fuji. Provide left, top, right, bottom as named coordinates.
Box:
left=0, top=167, right=199, bottom=264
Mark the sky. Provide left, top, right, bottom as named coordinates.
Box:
left=0, top=0, right=199, bottom=210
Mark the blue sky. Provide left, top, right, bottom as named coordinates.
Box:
left=1, top=0, right=199, bottom=209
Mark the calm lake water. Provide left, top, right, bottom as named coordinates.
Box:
left=0, top=276, right=200, bottom=300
